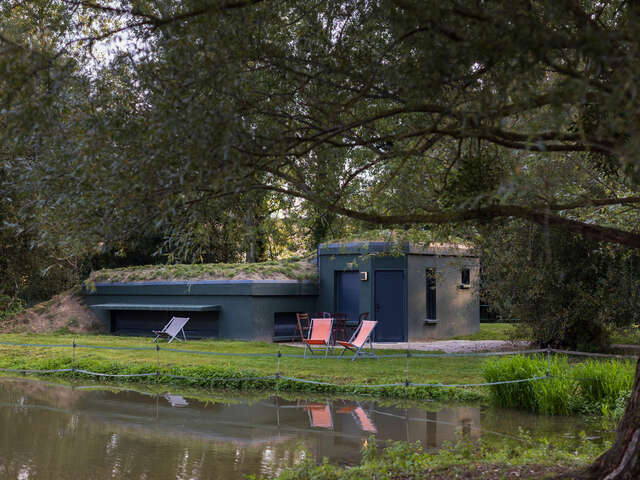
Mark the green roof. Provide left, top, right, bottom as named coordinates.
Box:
left=87, top=256, right=317, bottom=284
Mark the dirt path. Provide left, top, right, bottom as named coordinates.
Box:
left=286, top=339, right=530, bottom=353
left=370, top=340, right=530, bottom=353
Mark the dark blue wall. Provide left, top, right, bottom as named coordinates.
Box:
left=84, top=280, right=318, bottom=341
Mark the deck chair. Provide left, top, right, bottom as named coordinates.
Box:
left=336, top=320, right=377, bottom=361
left=303, top=317, right=333, bottom=358
left=293, top=313, right=310, bottom=342
left=153, top=316, right=189, bottom=343
left=306, top=403, right=333, bottom=429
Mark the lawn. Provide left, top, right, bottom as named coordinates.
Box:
left=610, top=324, right=640, bottom=345
left=451, top=323, right=519, bottom=341
left=0, top=332, right=489, bottom=399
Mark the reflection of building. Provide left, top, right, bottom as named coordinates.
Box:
left=85, top=242, right=479, bottom=341
left=2, top=379, right=482, bottom=469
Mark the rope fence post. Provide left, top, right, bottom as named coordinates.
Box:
left=546, top=345, right=551, bottom=381
left=275, top=345, right=281, bottom=395
left=155, top=344, right=160, bottom=383
left=72, top=338, right=76, bottom=382
left=405, top=344, right=411, bottom=398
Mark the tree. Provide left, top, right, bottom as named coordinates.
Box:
left=3, top=1, right=640, bottom=477
left=480, top=221, right=640, bottom=351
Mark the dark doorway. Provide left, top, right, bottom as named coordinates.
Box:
left=335, top=271, right=361, bottom=324
left=112, top=310, right=219, bottom=338
left=374, top=270, right=406, bottom=342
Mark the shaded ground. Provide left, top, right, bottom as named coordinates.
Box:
left=419, top=464, right=573, bottom=479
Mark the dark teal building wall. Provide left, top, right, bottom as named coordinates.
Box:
left=318, top=242, right=479, bottom=342
left=84, top=280, right=318, bottom=341
left=318, top=243, right=407, bottom=341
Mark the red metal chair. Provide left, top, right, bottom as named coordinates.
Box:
left=332, top=312, right=348, bottom=343
left=293, top=313, right=310, bottom=342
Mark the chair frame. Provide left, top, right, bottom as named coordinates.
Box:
left=153, top=316, right=189, bottom=343
left=293, top=313, right=310, bottom=342
left=303, top=317, right=333, bottom=358
left=337, top=320, right=377, bottom=361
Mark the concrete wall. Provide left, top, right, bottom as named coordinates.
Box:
left=407, top=254, right=479, bottom=340
left=318, top=242, right=479, bottom=341
left=84, top=280, right=318, bottom=341
left=317, top=243, right=406, bottom=326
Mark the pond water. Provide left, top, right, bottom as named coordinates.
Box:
left=0, top=377, right=611, bottom=479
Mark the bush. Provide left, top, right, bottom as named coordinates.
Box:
left=0, top=295, right=25, bottom=323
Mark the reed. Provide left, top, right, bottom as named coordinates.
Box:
left=482, top=355, right=633, bottom=417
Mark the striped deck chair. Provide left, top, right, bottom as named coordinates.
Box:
left=303, top=317, right=333, bottom=358
left=153, top=316, right=189, bottom=343
left=336, top=320, right=377, bottom=361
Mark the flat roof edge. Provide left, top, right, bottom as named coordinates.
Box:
left=88, top=279, right=318, bottom=287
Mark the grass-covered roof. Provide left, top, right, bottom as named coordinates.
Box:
left=87, top=256, right=317, bottom=283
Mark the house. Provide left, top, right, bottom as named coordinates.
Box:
left=84, top=241, right=479, bottom=342
left=317, top=241, right=480, bottom=341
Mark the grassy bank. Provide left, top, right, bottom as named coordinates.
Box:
left=260, top=434, right=607, bottom=480
left=483, top=355, right=634, bottom=418
left=0, top=333, right=489, bottom=402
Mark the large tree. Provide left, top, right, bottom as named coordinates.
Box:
left=3, top=0, right=640, bottom=477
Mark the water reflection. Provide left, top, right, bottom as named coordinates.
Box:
left=0, top=378, right=606, bottom=480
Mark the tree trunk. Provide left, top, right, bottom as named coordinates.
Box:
left=567, top=355, right=640, bottom=479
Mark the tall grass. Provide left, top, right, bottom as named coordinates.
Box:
left=482, top=355, right=634, bottom=417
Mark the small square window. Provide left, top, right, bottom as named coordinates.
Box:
left=461, top=268, right=470, bottom=286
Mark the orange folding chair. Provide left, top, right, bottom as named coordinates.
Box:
left=303, top=317, right=333, bottom=358
left=336, top=320, right=377, bottom=361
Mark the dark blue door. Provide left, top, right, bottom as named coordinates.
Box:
left=374, top=270, right=405, bottom=342
left=336, top=271, right=360, bottom=324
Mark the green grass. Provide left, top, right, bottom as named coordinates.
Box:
left=610, top=324, right=640, bottom=345
left=482, top=355, right=634, bottom=417
left=263, top=433, right=607, bottom=480
left=86, top=255, right=318, bottom=283
left=451, top=323, right=520, bottom=341
left=0, top=333, right=488, bottom=402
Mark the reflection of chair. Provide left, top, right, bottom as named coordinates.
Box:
left=352, top=406, right=377, bottom=433
left=306, top=403, right=333, bottom=429
left=164, top=393, right=189, bottom=407
left=293, top=313, right=310, bottom=342
left=303, top=318, right=333, bottom=358
left=337, top=320, right=377, bottom=360
left=153, top=316, right=189, bottom=343
left=337, top=403, right=377, bottom=433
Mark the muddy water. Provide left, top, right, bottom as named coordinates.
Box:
left=0, top=378, right=609, bottom=479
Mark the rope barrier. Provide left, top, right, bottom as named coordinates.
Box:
left=549, top=348, right=637, bottom=360
left=0, top=339, right=635, bottom=391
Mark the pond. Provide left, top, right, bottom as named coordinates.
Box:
left=0, top=377, right=611, bottom=479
